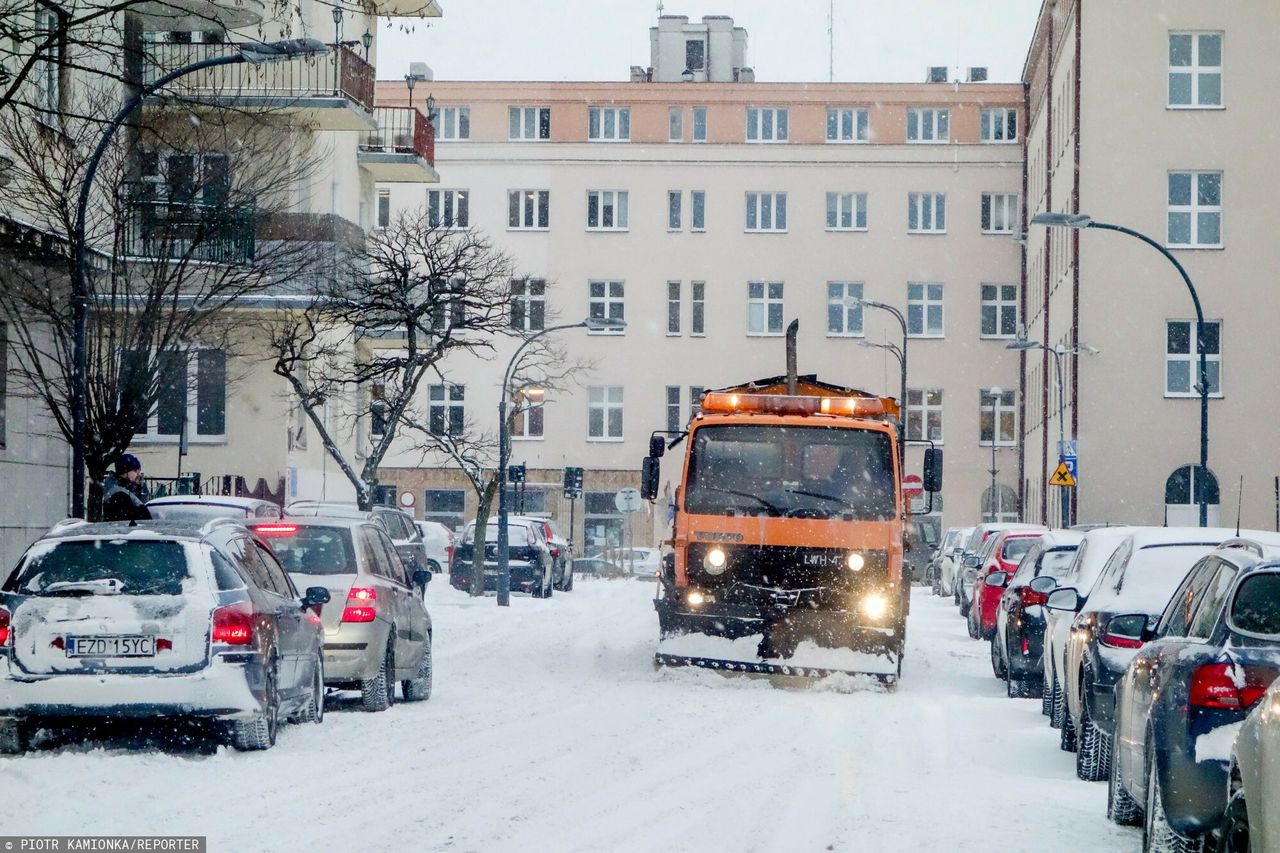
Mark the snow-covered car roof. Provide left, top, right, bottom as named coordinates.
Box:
left=147, top=495, right=279, bottom=510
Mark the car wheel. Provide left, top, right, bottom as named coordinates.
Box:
left=1060, top=699, right=1078, bottom=752
left=298, top=658, right=324, bottom=725
left=967, top=602, right=980, bottom=639
left=1076, top=695, right=1111, bottom=781
left=0, top=718, right=30, bottom=755
left=1108, top=746, right=1143, bottom=826
left=231, top=666, right=279, bottom=751
left=1042, top=669, right=1054, bottom=717
left=427, top=560, right=442, bottom=575
left=361, top=638, right=395, bottom=712
left=959, top=588, right=971, bottom=616
left=402, top=634, right=433, bottom=702
left=990, top=636, right=1007, bottom=679
left=1222, top=775, right=1250, bottom=853
left=1144, top=758, right=1205, bottom=853
left=1050, top=673, right=1065, bottom=729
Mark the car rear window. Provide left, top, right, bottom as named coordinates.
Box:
left=256, top=526, right=356, bottom=575
left=4, top=540, right=190, bottom=596
left=1038, top=549, right=1076, bottom=579
left=149, top=503, right=251, bottom=522
left=1231, top=573, right=1280, bottom=636
left=1001, top=537, right=1036, bottom=563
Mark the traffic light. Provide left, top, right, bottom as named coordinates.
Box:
left=508, top=464, right=526, bottom=484
left=563, top=466, right=584, bottom=499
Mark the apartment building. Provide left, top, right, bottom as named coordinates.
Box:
left=372, top=15, right=1025, bottom=553
left=1020, top=0, right=1280, bottom=530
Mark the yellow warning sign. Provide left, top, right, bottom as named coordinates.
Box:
left=1049, top=461, right=1077, bottom=488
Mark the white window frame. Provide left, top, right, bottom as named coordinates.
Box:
left=427, top=188, right=469, bottom=229
left=980, top=108, right=1018, bottom=142
left=691, top=281, right=706, bottom=336
left=376, top=189, right=390, bottom=229
left=667, top=191, right=682, bottom=231
left=428, top=383, right=465, bottom=438
left=35, top=9, right=60, bottom=117
left=908, top=192, right=946, bottom=234
left=132, top=348, right=227, bottom=443
left=826, top=282, right=864, bottom=337
left=826, top=108, right=868, bottom=143
left=588, top=106, right=631, bottom=142
left=906, top=108, right=949, bottom=143
left=746, top=107, right=788, bottom=143
left=438, top=106, right=470, bottom=141
left=667, top=281, right=681, bottom=336
left=1168, top=32, right=1223, bottom=109
left=747, top=281, right=785, bottom=336
left=745, top=191, right=787, bottom=232
left=691, top=190, right=706, bottom=231
left=510, top=278, right=546, bottom=333
left=907, top=282, right=945, bottom=338
left=1165, top=319, right=1223, bottom=399
left=587, top=385, right=624, bottom=441
left=1167, top=171, right=1222, bottom=248
left=980, top=388, right=1017, bottom=447
left=508, top=189, right=550, bottom=230
left=666, top=385, right=683, bottom=433
left=980, top=284, right=1019, bottom=339
left=826, top=192, right=868, bottom=231
left=907, top=388, right=944, bottom=444
left=692, top=106, right=708, bottom=142
left=981, top=192, right=1018, bottom=234
left=668, top=107, right=683, bottom=142
left=508, top=106, right=551, bottom=141
left=586, top=190, right=629, bottom=231
left=511, top=391, right=544, bottom=440
left=588, top=280, right=625, bottom=334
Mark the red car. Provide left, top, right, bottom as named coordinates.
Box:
left=967, top=528, right=1046, bottom=640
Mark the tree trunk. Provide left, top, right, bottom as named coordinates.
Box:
left=469, top=478, right=498, bottom=597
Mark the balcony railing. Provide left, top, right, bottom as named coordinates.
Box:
left=125, top=198, right=256, bottom=265
left=142, top=42, right=375, bottom=115
left=359, top=106, right=435, bottom=166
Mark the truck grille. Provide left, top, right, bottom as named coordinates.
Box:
left=686, top=543, right=889, bottom=591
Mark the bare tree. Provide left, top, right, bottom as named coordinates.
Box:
left=268, top=209, right=517, bottom=511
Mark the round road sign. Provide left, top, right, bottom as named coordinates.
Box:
left=903, top=474, right=924, bottom=498
left=399, top=491, right=416, bottom=509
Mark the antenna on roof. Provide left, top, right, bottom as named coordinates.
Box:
left=1236, top=475, right=1244, bottom=537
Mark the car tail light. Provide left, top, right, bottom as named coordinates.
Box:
left=254, top=524, right=299, bottom=536
left=212, top=602, right=255, bottom=646
left=1189, top=663, right=1279, bottom=710
left=342, top=586, right=378, bottom=623
left=550, top=547, right=560, bottom=557
left=157, top=638, right=173, bottom=652
left=1021, top=636, right=1030, bottom=655
left=1021, top=587, right=1048, bottom=608
left=0, top=607, right=9, bottom=647
left=1099, top=622, right=1145, bottom=650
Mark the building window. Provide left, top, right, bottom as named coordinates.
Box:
left=427, top=189, right=469, bottom=229
left=1166, top=320, right=1222, bottom=398
left=428, top=278, right=466, bottom=332
left=980, top=108, right=1018, bottom=142
left=369, top=382, right=388, bottom=437
left=907, top=283, right=944, bottom=337
left=667, top=281, right=681, bottom=335
left=980, top=284, right=1019, bottom=338
left=826, top=282, right=864, bottom=337
left=134, top=349, right=226, bottom=440
left=981, top=484, right=1019, bottom=523
left=1164, top=465, right=1221, bottom=527
left=588, top=280, right=625, bottom=333
left=588, top=386, right=624, bottom=440
left=981, top=193, right=1018, bottom=234
left=906, top=389, right=944, bottom=442
left=509, top=106, right=551, bottom=140
left=376, top=189, right=390, bottom=229
left=692, top=107, right=707, bottom=142
left=980, top=388, right=1017, bottom=446
left=908, top=192, right=946, bottom=233
left=585, top=491, right=625, bottom=550
left=745, top=191, right=787, bottom=232
left=666, top=385, right=682, bottom=432
left=689, top=386, right=705, bottom=419
left=668, top=191, right=682, bottom=230
left=438, top=106, right=470, bottom=140
left=747, top=281, right=784, bottom=336
left=745, top=107, right=788, bottom=142
left=587, top=190, right=629, bottom=231
left=668, top=107, right=683, bottom=142
left=691, top=191, right=706, bottom=230
left=588, top=106, right=631, bottom=141
left=511, top=389, right=544, bottom=439
left=826, top=108, right=868, bottom=143
left=424, top=488, right=466, bottom=531
left=428, top=384, right=465, bottom=437
left=826, top=192, right=868, bottom=231
left=1167, top=171, right=1222, bottom=247
left=35, top=9, right=61, bottom=115
left=686, top=39, right=705, bottom=71
left=906, top=108, right=949, bottom=142
left=508, top=189, right=550, bottom=230
left=510, top=278, right=546, bottom=332
left=691, top=281, right=706, bottom=335
left=1169, top=32, right=1222, bottom=108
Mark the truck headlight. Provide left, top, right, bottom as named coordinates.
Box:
left=703, top=548, right=728, bottom=575
left=687, top=590, right=706, bottom=607
left=861, top=594, right=888, bottom=620
left=847, top=553, right=865, bottom=572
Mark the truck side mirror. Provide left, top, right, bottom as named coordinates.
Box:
left=923, top=448, right=943, bottom=493
left=649, top=435, right=666, bottom=458
left=640, top=457, right=660, bottom=501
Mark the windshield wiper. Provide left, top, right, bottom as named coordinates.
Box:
left=783, top=487, right=847, bottom=505
left=39, top=579, right=125, bottom=596
left=696, top=486, right=783, bottom=515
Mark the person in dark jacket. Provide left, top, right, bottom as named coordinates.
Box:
left=101, top=454, right=152, bottom=523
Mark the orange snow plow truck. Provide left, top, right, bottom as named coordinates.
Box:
left=641, top=331, right=942, bottom=683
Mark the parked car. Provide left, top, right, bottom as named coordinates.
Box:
left=451, top=519, right=555, bottom=597
left=512, top=515, right=574, bottom=591
left=0, top=519, right=328, bottom=753
left=1109, top=541, right=1280, bottom=852
left=956, top=523, right=1043, bottom=612
left=992, top=529, right=1083, bottom=698
left=285, top=502, right=431, bottom=592
left=593, top=547, right=663, bottom=578
left=967, top=527, right=1047, bottom=640
left=146, top=494, right=282, bottom=522
left=571, top=557, right=625, bottom=577
left=1058, top=529, right=1280, bottom=781
left=250, top=517, right=433, bottom=711
left=932, top=526, right=973, bottom=597
left=904, top=518, right=938, bottom=583
left=1227, top=672, right=1280, bottom=853
left=414, top=520, right=455, bottom=575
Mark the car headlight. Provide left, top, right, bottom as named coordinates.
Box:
left=847, top=552, right=865, bottom=572
left=861, top=594, right=888, bottom=620
left=703, top=548, right=728, bottom=575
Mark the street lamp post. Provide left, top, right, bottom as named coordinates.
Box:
left=849, top=298, right=908, bottom=464
left=988, top=386, right=1003, bottom=522
left=1032, top=211, right=1211, bottom=527
left=68, top=38, right=327, bottom=518
left=495, top=316, right=625, bottom=606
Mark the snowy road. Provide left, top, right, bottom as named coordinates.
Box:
left=1, top=583, right=1137, bottom=852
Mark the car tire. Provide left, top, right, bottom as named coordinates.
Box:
left=231, top=666, right=279, bottom=751
left=1144, top=758, right=1205, bottom=853
left=427, top=560, right=442, bottom=575
left=1050, top=673, right=1065, bottom=729
left=297, top=658, right=324, bottom=725
left=1042, top=669, right=1054, bottom=717
left=991, top=637, right=1007, bottom=679
left=0, top=718, right=30, bottom=755
left=563, top=566, right=574, bottom=592
left=967, top=602, right=981, bottom=639
left=361, top=638, right=395, bottom=712
left=1222, top=777, right=1250, bottom=853
left=1060, top=699, right=1078, bottom=752
left=1076, top=696, right=1111, bottom=781
left=402, top=634, right=433, bottom=702
left=959, top=588, right=971, bottom=617
left=1108, top=746, right=1143, bottom=826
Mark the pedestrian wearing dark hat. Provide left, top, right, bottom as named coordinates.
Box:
left=102, top=453, right=152, bottom=522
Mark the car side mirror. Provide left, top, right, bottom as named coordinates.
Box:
left=984, top=571, right=1009, bottom=588
left=1028, top=575, right=1057, bottom=595
left=302, top=586, right=330, bottom=612
left=1045, top=587, right=1081, bottom=612
left=412, top=569, right=431, bottom=587
left=962, top=554, right=981, bottom=568
left=1104, top=613, right=1148, bottom=645
left=922, top=448, right=943, bottom=492
left=649, top=435, right=667, bottom=458
left=640, top=456, right=660, bottom=501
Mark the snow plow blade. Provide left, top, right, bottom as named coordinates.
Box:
left=654, top=652, right=898, bottom=685
left=654, top=631, right=901, bottom=686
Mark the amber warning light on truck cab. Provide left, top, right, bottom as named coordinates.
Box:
left=699, top=391, right=898, bottom=420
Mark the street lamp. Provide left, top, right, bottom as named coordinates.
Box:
left=331, top=5, right=343, bottom=43
left=1031, top=211, right=1212, bottom=527
left=68, top=38, right=327, bottom=519
left=848, top=297, right=908, bottom=463
left=425, top=93, right=437, bottom=127
left=987, top=386, right=1003, bottom=522
left=361, top=28, right=373, bottom=61
left=495, top=315, right=626, bottom=605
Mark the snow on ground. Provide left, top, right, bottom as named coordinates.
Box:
left=0, top=583, right=1138, bottom=852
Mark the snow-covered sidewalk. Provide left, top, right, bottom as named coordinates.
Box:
left=0, top=583, right=1137, bottom=852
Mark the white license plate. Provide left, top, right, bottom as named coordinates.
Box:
left=66, top=635, right=156, bottom=658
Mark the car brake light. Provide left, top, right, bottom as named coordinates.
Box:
left=342, top=606, right=377, bottom=623
left=253, top=524, right=299, bottom=536
left=157, top=638, right=173, bottom=652
left=347, top=587, right=376, bottom=602
left=0, top=607, right=9, bottom=647
left=1189, top=663, right=1279, bottom=710
left=1021, top=587, right=1048, bottom=607
left=1021, top=636, right=1030, bottom=655
left=550, top=547, right=560, bottom=557
left=342, top=586, right=378, bottom=622
left=212, top=602, right=255, bottom=646
left=1099, top=622, right=1145, bottom=650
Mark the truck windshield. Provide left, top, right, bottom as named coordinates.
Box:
left=684, top=424, right=896, bottom=520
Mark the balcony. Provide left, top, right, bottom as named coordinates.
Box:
left=142, top=42, right=375, bottom=131
left=131, top=0, right=267, bottom=30
left=357, top=107, right=439, bottom=183
left=125, top=198, right=256, bottom=265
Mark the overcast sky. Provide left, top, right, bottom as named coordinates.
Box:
left=374, top=0, right=1044, bottom=84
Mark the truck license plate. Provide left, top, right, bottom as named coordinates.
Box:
left=66, top=635, right=156, bottom=657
